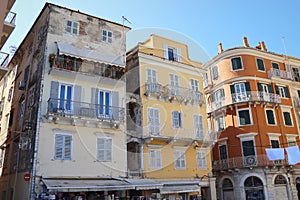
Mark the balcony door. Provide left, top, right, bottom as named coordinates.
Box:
left=242, top=140, right=257, bottom=167
left=219, top=144, right=228, bottom=169
left=59, top=84, right=73, bottom=114
left=99, top=91, right=111, bottom=118
left=234, top=83, right=247, bottom=102
left=170, top=74, right=179, bottom=95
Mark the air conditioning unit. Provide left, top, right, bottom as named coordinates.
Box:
left=19, top=80, right=25, bottom=90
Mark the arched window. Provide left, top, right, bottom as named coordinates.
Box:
left=274, top=175, right=287, bottom=185
left=244, top=176, right=264, bottom=200
left=244, top=176, right=263, bottom=187
left=222, top=178, right=233, bottom=189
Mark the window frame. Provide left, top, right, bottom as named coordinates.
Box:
left=231, top=56, right=244, bottom=71
left=282, top=111, right=293, bottom=126
left=237, top=107, right=253, bottom=126
left=271, top=62, right=280, bottom=69
left=174, top=150, right=186, bottom=169
left=65, top=20, right=79, bottom=35
left=54, top=133, right=73, bottom=160
left=172, top=111, right=182, bottom=128
left=190, top=79, right=199, bottom=92
left=256, top=58, right=265, bottom=71
left=215, top=115, right=225, bottom=131
left=101, top=29, right=113, bottom=43
left=193, top=114, right=204, bottom=140
left=265, top=108, right=277, bottom=125
left=148, top=107, right=160, bottom=135
left=97, top=137, right=113, bottom=162
left=212, top=66, right=219, bottom=80
left=196, top=149, right=207, bottom=169
left=149, top=149, right=162, bottom=169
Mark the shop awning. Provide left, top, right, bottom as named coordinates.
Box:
left=56, top=42, right=124, bottom=67
left=42, top=179, right=135, bottom=192
left=160, top=185, right=200, bottom=194
left=125, top=179, right=163, bottom=190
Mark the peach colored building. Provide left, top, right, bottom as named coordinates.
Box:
left=203, top=37, right=300, bottom=200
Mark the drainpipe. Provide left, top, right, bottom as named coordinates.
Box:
left=29, top=16, right=49, bottom=200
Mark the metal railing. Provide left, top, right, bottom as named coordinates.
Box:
left=4, top=11, right=16, bottom=25
left=47, top=98, right=124, bottom=122
left=213, top=154, right=288, bottom=171
left=127, top=169, right=144, bottom=177
left=268, top=68, right=292, bottom=80
left=53, top=56, right=126, bottom=80
left=207, top=91, right=281, bottom=113
left=0, top=52, right=9, bottom=67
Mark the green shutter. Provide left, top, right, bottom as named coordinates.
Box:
left=221, top=89, right=225, bottom=97
left=211, top=93, right=215, bottom=102
left=245, top=82, right=251, bottom=92
left=268, top=84, right=274, bottom=93
left=275, top=86, right=279, bottom=95
left=230, top=85, right=235, bottom=94
left=284, top=87, right=290, bottom=98
left=257, top=83, right=262, bottom=91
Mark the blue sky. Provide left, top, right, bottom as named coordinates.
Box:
left=3, top=0, right=300, bottom=63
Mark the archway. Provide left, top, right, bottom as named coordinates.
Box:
left=274, top=175, right=288, bottom=199
left=244, top=176, right=264, bottom=200
left=222, top=178, right=234, bottom=200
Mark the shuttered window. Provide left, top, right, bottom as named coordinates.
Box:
left=238, top=109, right=252, bottom=125
left=172, top=111, right=182, bottom=128
left=275, top=85, right=290, bottom=98
left=231, top=57, right=243, bottom=70
left=266, top=109, right=276, bottom=125
left=149, top=149, right=162, bottom=169
left=212, top=66, right=219, bottom=80
left=97, top=138, right=112, bottom=162
left=283, top=112, right=293, bottom=126
left=174, top=151, right=186, bottom=169
left=54, top=134, right=72, bottom=160
left=148, top=108, right=160, bottom=135
left=256, top=58, right=265, bottom=71
left=170, top=74, right=179, bottom=95
left=194, top=115, right=204, bottom=139
left=197, top=151, right=207, bottom=169
left=242, top=140, right=255, bottom=156
left=272, top=62, right=279, bottom=69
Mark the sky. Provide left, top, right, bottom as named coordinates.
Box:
left=3, top=0, right=300, bottom=63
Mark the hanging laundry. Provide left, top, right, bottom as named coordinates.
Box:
left=265, top=148, right=285, bottom=160
left=285, top=146, right=300, bottom=165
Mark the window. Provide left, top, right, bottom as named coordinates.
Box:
left=256, top=58, right=265, bottom=71
left=54, top=134, right=72, bottom=160
left=172, top=111, right=182, bottom=128
left=102, top=30, right=113, bottom=43
left=146, top=68, right=158, bottom=93
left=265, top=109, right=276, bottom=125
left=194, top=115, right=204, bottom=139
left=149, top=149, right=162, bottom=169
left=190, top=79, right=199, bottom=92
left=231, top=57, right=243, bottom=70
left=283, top=111, right=293, bottom=126
left=257, top=83, right=273, bottom=101
left=97, top=137, right=112, bottom=162
left=59, top=84, right=73, bottom=113
left=287, top=136, right=297, bottom=146
left=148, top=108, right=160, bottom=135
left=174, top=150, right=186, bottom=169
left=238, top=108, right=252, bottom=126
left=275, top=85, right=290, bottom=98
left=230, top=82, right=250, bottom=102
left=7, top=87, right=12, bottom=102
left=219, top=145, right=228, bottom=160
left=292, top=67, right=300, bottom=82
left=197, top=150, right=207, bottom=169
left=211, top=88, right=225, bottom=103
left=99, top=91, right=112, bottom=118
left=242, top=140, right=255, bottom=157
left=272, top=62, right=279, bottom=69
left=170, top=74, right=179, bottom=95
left=212, top=66, right=219, bottom=80
left=203, top=73, right=208, bottom=88
left=270, top=140, right=280, bottom=148
left=215, top=115, right=225, bottom=131
left=163, top=44, right=182, bottom=62
left=65, top=20, right=79, bottom=35
left=20, top=99, right=25, bottom=118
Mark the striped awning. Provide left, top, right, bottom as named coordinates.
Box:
left=56, top=42, right=124, bottom=67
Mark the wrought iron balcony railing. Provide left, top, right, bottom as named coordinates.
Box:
left=207, top=91, right=281, bottom=113
left=268, top=68, right=292, bottom=80
left=213, top=154, right=288, bottom=171
left=47, top=98, right=124, bottom=122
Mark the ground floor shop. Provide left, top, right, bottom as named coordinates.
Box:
left=215, top=167, right=300, bottom=200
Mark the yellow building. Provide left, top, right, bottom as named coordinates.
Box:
left=126, top=34, right=216, bottom=200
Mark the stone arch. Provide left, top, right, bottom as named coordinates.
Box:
left=240, top=173, right=267, bottom=200
left=219, top=176, right=235, bottom=200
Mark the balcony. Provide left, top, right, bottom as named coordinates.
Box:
left=268, top=68, right=292, bottom=80
left=47, top=98, right=124, bottom=125
left=207, top=92, right=281, bottom=113
left=52, top=56, right=126, bottom=80
left=144, top=83, right=167, bottom=98
left=213, top=154, right=288, bottom=171
left=0, top=52, right=9, bottom=77
left=1, top=11, right=16, bottom=49
left=127, top=169, right=144, bottom=178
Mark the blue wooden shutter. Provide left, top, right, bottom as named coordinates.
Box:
left=49, top=81, right=59, bottom=112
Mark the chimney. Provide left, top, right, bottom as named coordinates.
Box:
left=260, top=41, right=267, bottom=51
left=218, top=43, right=223, bottom=54
left=243, top=37, right=249, bottom=47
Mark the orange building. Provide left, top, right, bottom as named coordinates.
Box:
left=203, top=37, right=300, bottom=200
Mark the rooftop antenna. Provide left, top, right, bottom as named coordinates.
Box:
left=281, top=36, right=291, bottom=72
left=281, top=36, right=288, bottom=57
left=122, top=16, right=132, bottom=66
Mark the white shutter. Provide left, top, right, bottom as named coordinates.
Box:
left=197, top=151, right=207, bottom=169
left=154, top=109, right=160, bottom=135
left=163, top=44, right=168, bottom=59
left=148, top=108, right=154, bottom=134
left=174, top=151, right=180, bottom=168
left=55, top=135, right=63, bottom=160
left=97, top=138, right=105, bottom=161
left=106, top=138, right=112, bottom=161
left=176, top=48, right=182, bottom=62
left=64, top=135, right=72, bottom=160
left=157, top=150, right=162, bottom=168
left=146, top=69, right=151, bottom=83
left=149, top=150, right=155, bottom=169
